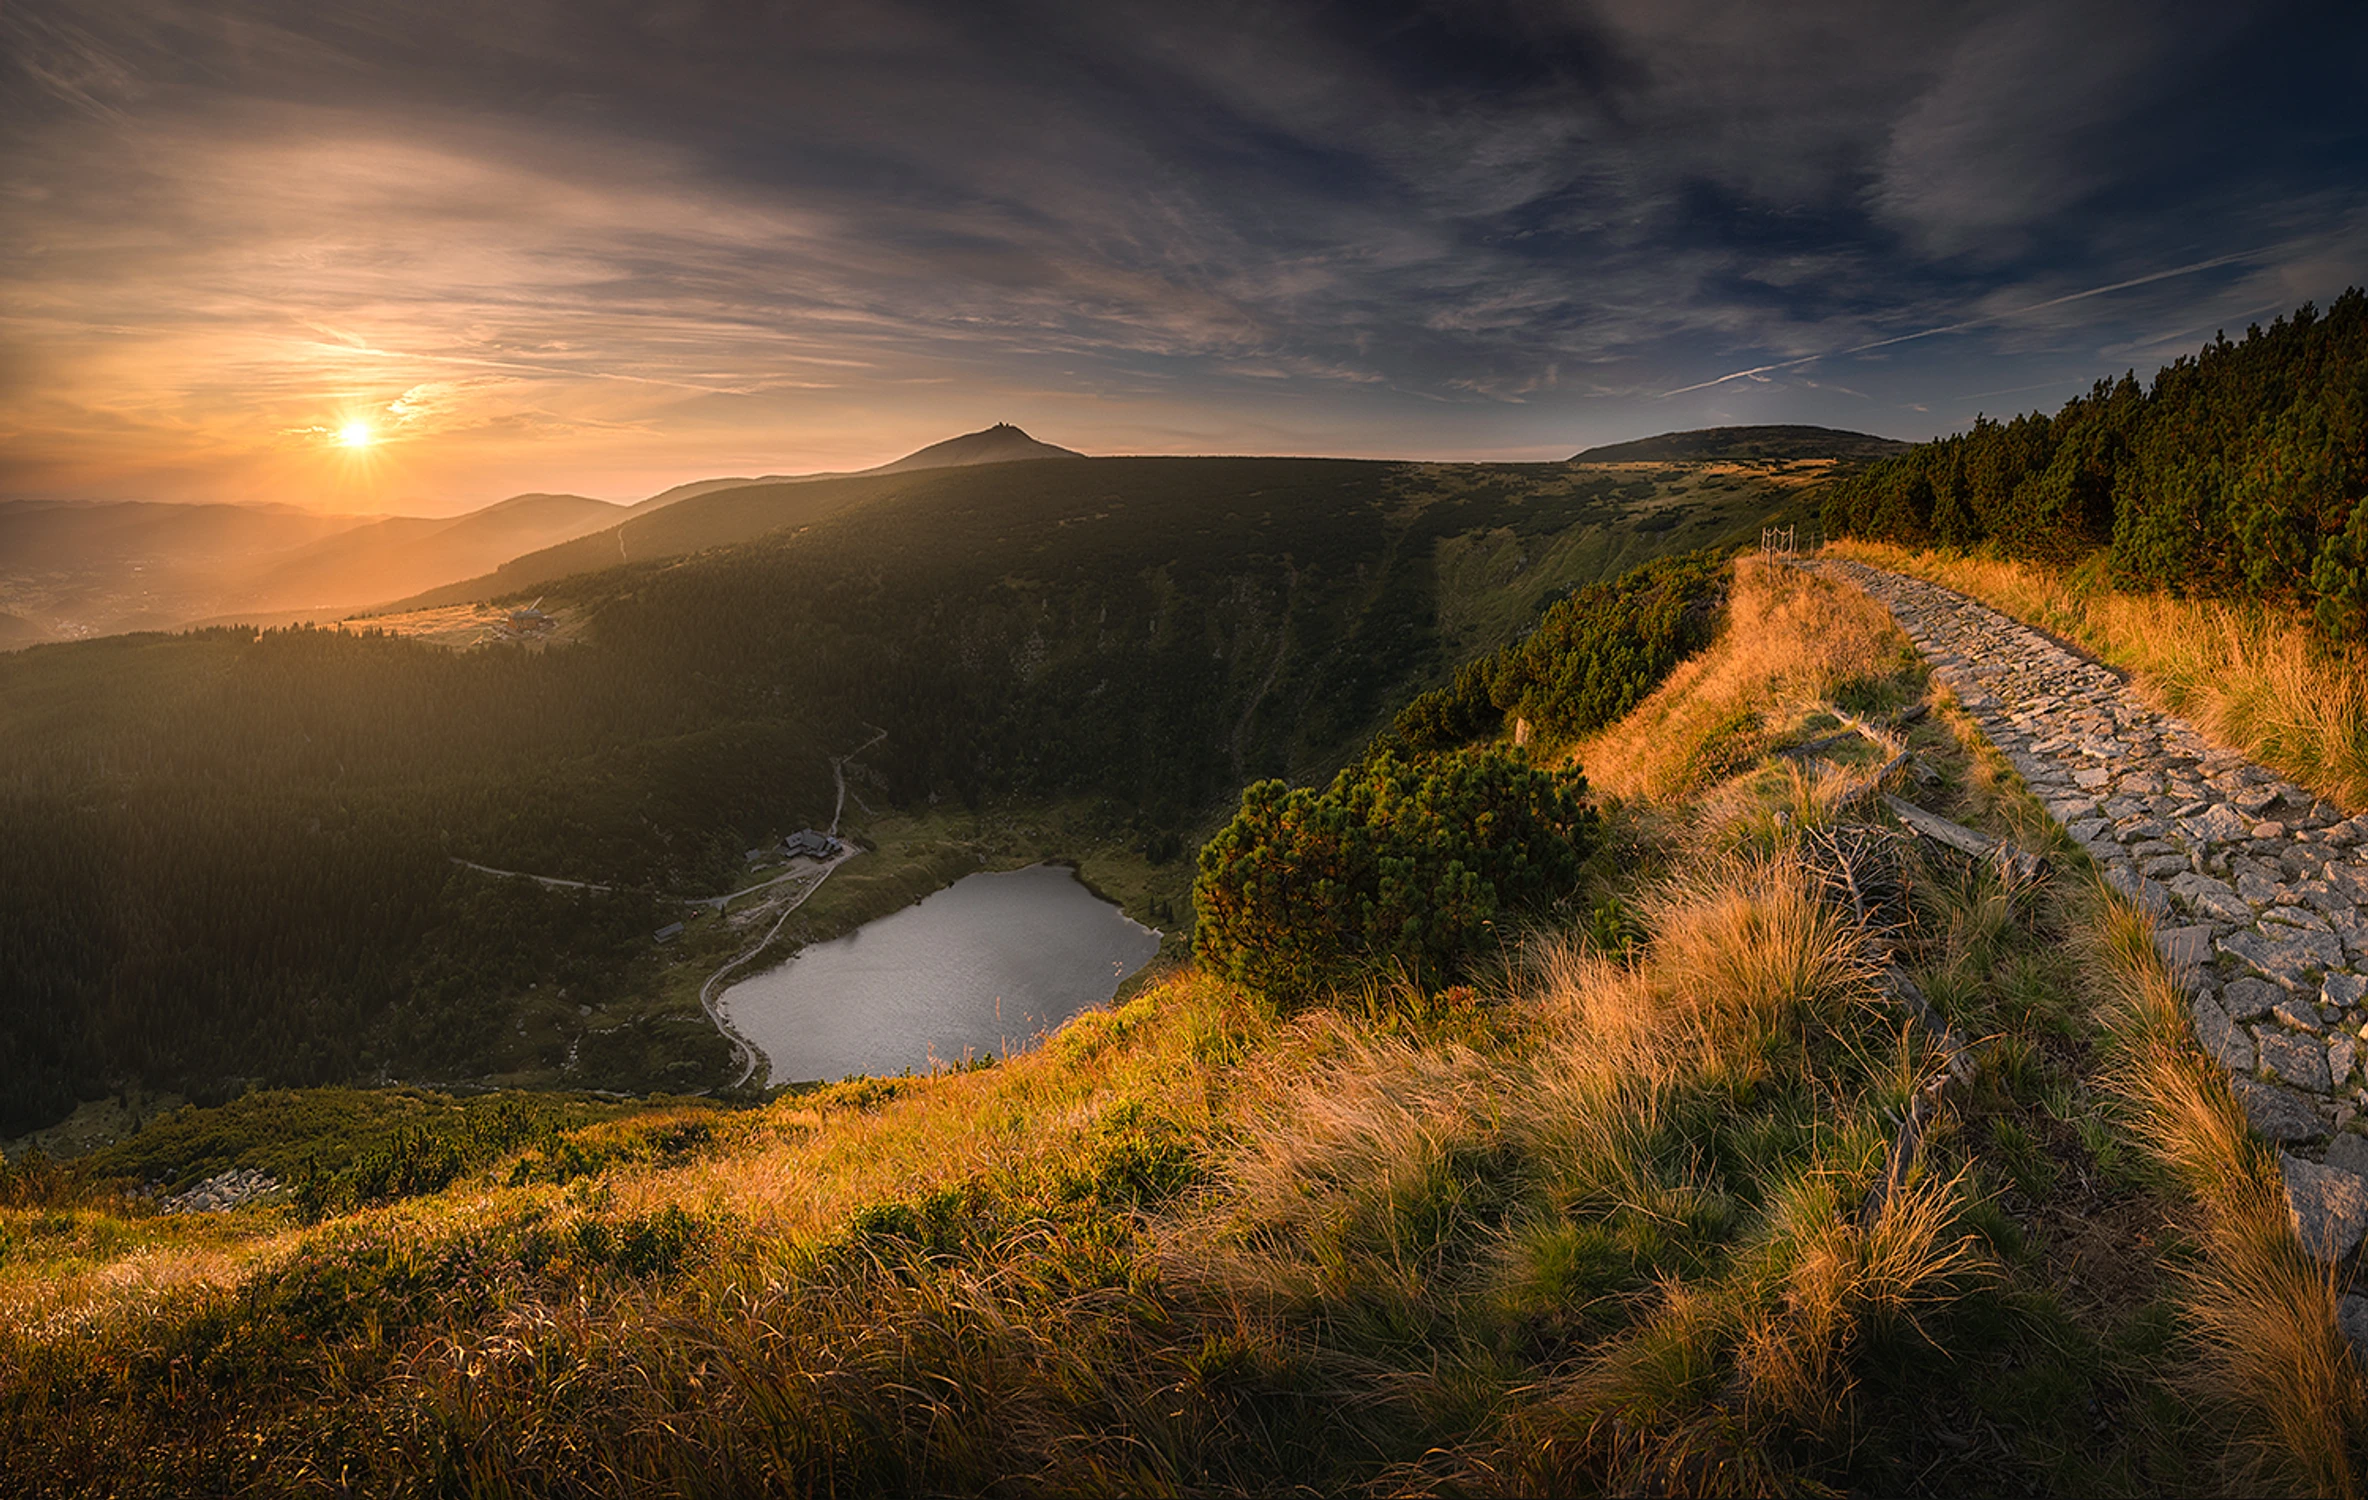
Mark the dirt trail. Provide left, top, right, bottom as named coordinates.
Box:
left=829, top=724, right=888, bottom=836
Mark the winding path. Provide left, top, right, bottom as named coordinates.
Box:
left=1819, top=558, right=2368, bottom=1259
left=703, top=726, right=889, bottom=1085
left=448, top=858, right=616, bottom=894
left=697, top=848, right=856, bottom=1087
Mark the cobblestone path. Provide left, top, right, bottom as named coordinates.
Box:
left=1819, top=559, right=2368, bottom=1260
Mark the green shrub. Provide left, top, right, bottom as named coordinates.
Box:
left=1391, top=551, right=1731, bottom=753
left=1192, top=746, right=1597, bottom=1002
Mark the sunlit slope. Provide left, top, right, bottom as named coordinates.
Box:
left=8, top=557, right=2338, bottom=1495
left=233, top=492, right=625, bottom=614
left=0, top=456, right=1799, bottom=1128
left=386, top=469, right=910, bottom=610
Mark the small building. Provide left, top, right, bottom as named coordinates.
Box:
left=653, top=921, right=685, bottom=943
left=783, top=829, right=840, bottom=860
left=744, top=847, right=771, bottom=864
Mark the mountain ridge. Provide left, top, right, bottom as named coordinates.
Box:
left=0, top=427, right=1081, bottom=642
left=378, top=425, right=1088, bottom=612
left=1572, top=423, right=1911, bottom=464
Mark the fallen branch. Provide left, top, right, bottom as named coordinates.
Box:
left=1863, top=1068, right=1951, bottom=1227
left=1881, top=792, right=2044, bottom=884
left=1839, top=748, right=1914, bottom=810
left=1781, top=700, right=1928, bottom=761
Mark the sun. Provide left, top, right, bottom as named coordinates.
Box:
left=338, top=420, right=374, bottom=448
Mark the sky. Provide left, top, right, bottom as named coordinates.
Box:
left=3, top=0, right=2365, bottom=515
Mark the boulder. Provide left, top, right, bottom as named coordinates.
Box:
left=2324, top=972, right=2368, bottom=1010
left=2219, top=926, right=2347, bottom=985
left=2166, top=872, right=2250, bottom=924
left=2329, top=1131, right=2368, bottom=1179
left=2153, top=924, right=2215, bottom=979
left=2342, top=1295, right=2368, bottom=1367
left=2223, top=976, right=2282, bottom=1021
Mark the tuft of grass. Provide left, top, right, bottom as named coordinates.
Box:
left=2085, top=890, right=2368, bottom=1498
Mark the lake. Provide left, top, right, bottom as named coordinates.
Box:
left=718, top=862, right=1162, bottom=1084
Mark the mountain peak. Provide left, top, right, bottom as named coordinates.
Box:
left=874, top=423, right=1084, bottom=473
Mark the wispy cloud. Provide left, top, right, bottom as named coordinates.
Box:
left=1657, top=250, right=2268, bottom=397
left=1, top=0, right=2362, bottom=508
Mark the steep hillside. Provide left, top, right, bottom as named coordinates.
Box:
left=8, top=556, right=2351, bottom=1495
left=1573, top=423, right=1912, bottom=464
left=0, top=456, right=1800, bottom=1127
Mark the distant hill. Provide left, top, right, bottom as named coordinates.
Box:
left=0, top=426, right=1084, bottom=640
left=0, top=492, right=628, bottom=641
left=1572, top=424, right=1911, bottom=464
left=626, top=424, right=1084, bottom=514
left=388, top=425, right=1087, bottom=610
left=384, top=471, right=915, bottom=611
left=0, top=499, right=373, bottom=639
left=238, top=492, right=625, bottom=612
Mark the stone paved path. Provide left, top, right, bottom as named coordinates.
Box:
left=1818, top=559, right=2368, bottom=1259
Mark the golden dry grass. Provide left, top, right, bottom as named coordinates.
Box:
left=3, top=534, right=2274, bottom=1496
left=2085, top=891, right=2368, bottom=1498
left=1829, top=539, right=2368, bottom=813
left=1169, top=837, right=1990, bottom=1496
left=1574, top=554, right=1911, bottom=801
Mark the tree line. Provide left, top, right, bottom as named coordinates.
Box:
left=1820, top=290, right=2368, bottom=641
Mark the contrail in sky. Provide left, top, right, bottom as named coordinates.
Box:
left=1657, top=250, right=2261, bottom=398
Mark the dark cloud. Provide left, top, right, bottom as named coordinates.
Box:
left=2, top=0, right=2364, bottom=505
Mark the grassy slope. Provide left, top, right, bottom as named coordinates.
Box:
left=14, top=558, right=2357, bottom=1494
